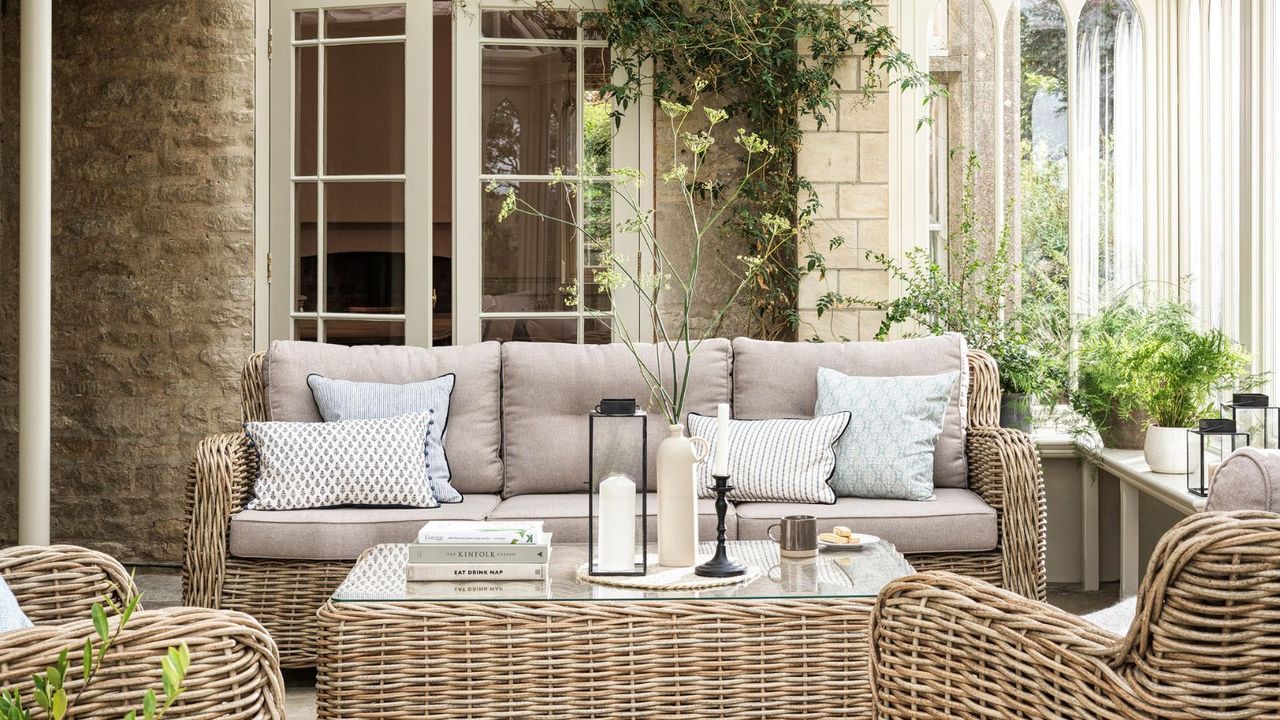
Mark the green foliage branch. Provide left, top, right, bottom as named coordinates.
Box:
left=0, top=585, right=190, bottom=720
left=585, top=0, right=938, bottom=339
left=837, top=152, right=1066, bottom=403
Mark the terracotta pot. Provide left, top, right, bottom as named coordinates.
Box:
left=1097, top=406, right=1149, bottom=449
left=1144, top=425, right=1191, bottom=474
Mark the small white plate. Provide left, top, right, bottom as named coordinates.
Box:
left=818, top=533, right=880, bottom=550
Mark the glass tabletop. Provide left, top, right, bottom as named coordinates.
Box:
left=331, top=540, right=915, bottom=603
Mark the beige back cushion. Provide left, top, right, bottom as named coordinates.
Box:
left=731, top=334, right=969, bottom=488
left=1206, top=447, right=1280, bottom=512
left=263, top=340, right=504, bottom=494
left=501, top=339, right=733, bottom=497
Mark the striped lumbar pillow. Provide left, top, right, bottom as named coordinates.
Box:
left=307, top=373, right=459, bottom=503
left=689, top=412, right=850, bottom=504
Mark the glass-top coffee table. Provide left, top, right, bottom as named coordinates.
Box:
left=317, top=540, right=914, bottom=719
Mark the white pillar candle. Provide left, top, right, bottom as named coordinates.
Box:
left=713, top=402, right=731, bottom=476
left=598, top=473, right=637, bottom=571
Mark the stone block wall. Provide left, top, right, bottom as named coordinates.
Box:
left=796, top=60, right=892, bottom=342
left=0, top=1, right=256, bottom=562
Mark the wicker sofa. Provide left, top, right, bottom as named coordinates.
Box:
left=184, top=335, right=1045, bottom=667
left=1, top=544, right=284, bottom=719
left=869, top=511, right=1280, bottom=720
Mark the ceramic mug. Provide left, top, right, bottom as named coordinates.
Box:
left=767, top=515, right=818, bottom=558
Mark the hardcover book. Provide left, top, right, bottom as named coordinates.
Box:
left=407, top=537, right=552, bottom=565
left=407, top=561, right=549, bottom=582
left=416, top=520, right=546, bottom=545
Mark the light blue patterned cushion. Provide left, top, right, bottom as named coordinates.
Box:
left=0, top=574, right=33, bottom=633
left=307, top=374, right=460, bottom=503
left=815, top=368, right=959, bottom=501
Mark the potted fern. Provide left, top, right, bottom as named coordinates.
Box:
left=1073, top=296, right=1259, bottom=471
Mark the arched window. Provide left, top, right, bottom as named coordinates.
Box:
left=1075, top=0, right=1144, bottom=311
left=483, top=99, right=522, bottom=175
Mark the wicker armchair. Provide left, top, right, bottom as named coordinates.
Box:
left=870, top=511, right=1280, bottom=720
left=1, top=545, right=284, bottom=720
left=184, top=347, right=1046, bottom=667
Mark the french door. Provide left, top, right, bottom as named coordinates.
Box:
left=269, top=0, right=649, bottom=346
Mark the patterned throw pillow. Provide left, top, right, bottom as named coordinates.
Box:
left=307, top=374, right=460, bottom=503
left=815, top=368, right=959, bottom=501
left=689, top=412, right=850, bottom=504
left=0, top=574, right=33, bottom=633
left=244, top=413, right=439, bottom=510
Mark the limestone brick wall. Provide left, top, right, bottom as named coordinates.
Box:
left=795, top=59, right=892, bottom=342
left=0, top=1, right=256, bottom=562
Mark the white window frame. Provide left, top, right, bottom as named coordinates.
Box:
left=453, top=0, right=652, bottom=345
left=256, top=0, right=654, bottom=349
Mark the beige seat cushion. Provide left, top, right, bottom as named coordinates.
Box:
left=228, top=495, right=502, bottom=561
left=732, top=488, right=996, bottom=553
left=501, top=340, right=732, bottom=496
left=262, top=340, right=504, bottom=494
left=488, top=493, right=732, bottom=543
left=731, top=335, right=969, bottom=488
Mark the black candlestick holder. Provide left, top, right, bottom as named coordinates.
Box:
left=695, top=473, right=747, bottom=578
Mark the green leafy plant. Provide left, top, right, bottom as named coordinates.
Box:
left=490, top=84, right=792, bottom=424
left=835, top=152, right=1066, bottom=405
left=1073, top=295, right=1261, bottom=432
left=586, top=0, right=939, bottom=339
left=0, top=587, right=190, bottom=720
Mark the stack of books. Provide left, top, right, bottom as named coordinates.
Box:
left=407, top=521, right=551, bottom=581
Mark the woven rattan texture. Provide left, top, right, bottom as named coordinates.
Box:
left=317, top=596, right=877, bottom=719
left=1, top=545, right=285, bottom=719
left=870, top=511, right=1280, bottom=720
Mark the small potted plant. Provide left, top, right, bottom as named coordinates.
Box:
left=1074, top=296, right=1258, bottom=470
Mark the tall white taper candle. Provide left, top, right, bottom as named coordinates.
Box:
left=713, top=402, right=730, bottom=476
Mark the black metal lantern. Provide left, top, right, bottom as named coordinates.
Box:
left=587, top=399, right=648, bottom=576
left=1225, top=393, right=1280, bottom=449
left=1186, top=418, right=1249, bottom=497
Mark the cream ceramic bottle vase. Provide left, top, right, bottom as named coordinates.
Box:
left=656, top=424, right=707, bottom=566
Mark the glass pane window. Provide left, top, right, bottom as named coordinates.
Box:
left=1074, top=0, right=1144, bottom=311
left=477, top=11, right=614, bottom=344
left=1182, top=0, right=1242, bottom=331
left=276, top=1, right=449, bottom=348
left=482, top=45, right=577, bottom=177
left=326, top=42, right=406, bottom=176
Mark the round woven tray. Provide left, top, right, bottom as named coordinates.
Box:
left=576, top=555, right=761, bottom=591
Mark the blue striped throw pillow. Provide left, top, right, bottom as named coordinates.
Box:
left=0, top=574, right=33, bottom=633
left=307, top=373, right=460, bottom=503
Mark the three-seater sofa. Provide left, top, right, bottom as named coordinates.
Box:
left=183, top=334, right=1045, bottom=667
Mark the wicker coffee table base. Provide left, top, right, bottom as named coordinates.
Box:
left=317, top=596, right=875, bottom=719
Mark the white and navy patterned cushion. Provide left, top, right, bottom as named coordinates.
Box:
left=815, top=368, right=959, bottom=501
left=690, top=412, right=850, bottom=504
left=307, top=374, right=459, bottom=503
left=0, top=574, right=32, bottom=633
left=244, top=413, right=439, bottom=510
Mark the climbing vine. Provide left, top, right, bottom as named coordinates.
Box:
left=585, top=0, right=936, bottom=339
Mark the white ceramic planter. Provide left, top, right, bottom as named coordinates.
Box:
left=1144, top=425, right=1191, bottom=474
left=655, top=424, right=707, bottom=567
